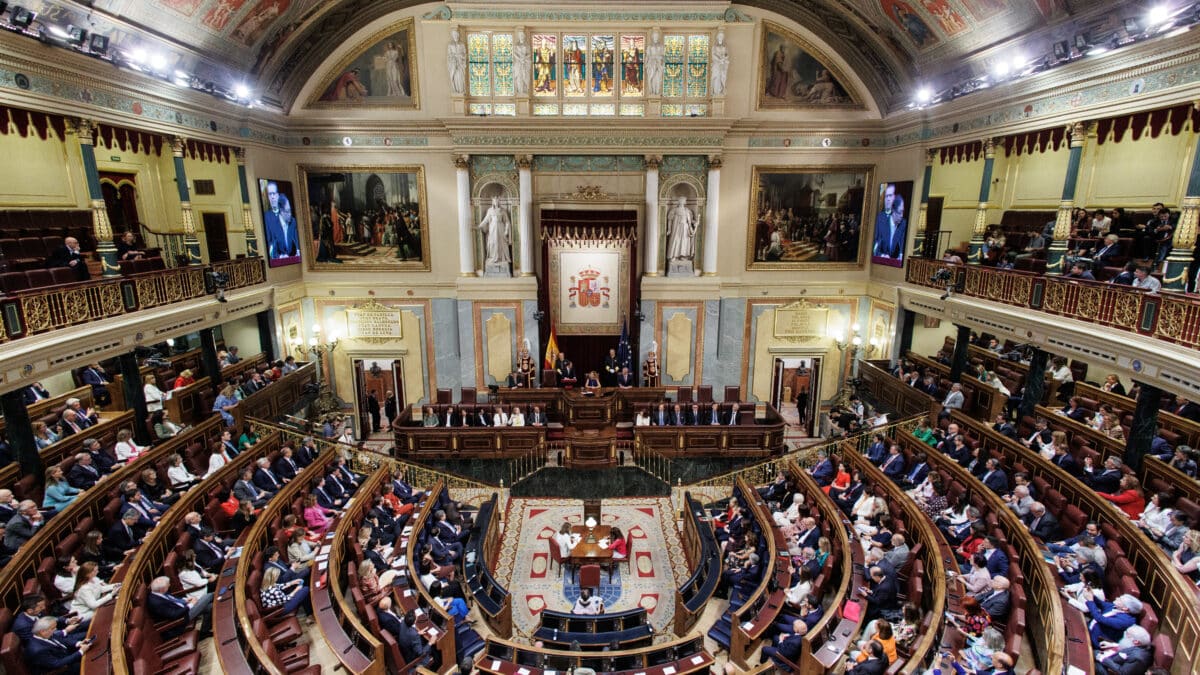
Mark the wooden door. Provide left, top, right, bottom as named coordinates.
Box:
left=353, top=360, right=370, bottom=435
left=202, top=212, right=230, bottom=262
left=804, top=358, right=822, bottom=436
left=390, top=360, right=406, bottom=417
left=770, top=358, right=785, bottom=409
left=922, top=197, right=945, bottom=258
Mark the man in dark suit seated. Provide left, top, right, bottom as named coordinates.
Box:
left=46, top=236, right=89, bottom=281
left=760, top=618, right=807, bottom=669
left=79, top=364, right=110, bottom=405
left=263, top=546, right=306, bottom=585
left=898, top=452, right=930, bottom=490
left=688, top=404, right=703, bottom=426
left=104, top=509, right=143, bottom=561
left=980, top=458, right=1010, bottom=493
left=234, top=467, right=271, bottom=508
left=67, top=453, right=102, bottom=489
left=394, top=608, right=436, bottom=665
left=846, top=640, right=888, bottom=675
left=1083, top=456, right=1124, bottom=494
left=670, top=403, right=687, bottom=426
left=22, top=382, right=49, bottom=404
left=1024, top=502, right=1062, bottom=541
left=24, top=616, right=92, bottom=670
left=557, top=357, right=577, bottom=388
left=724, top=402, right=742, bottom=425
left=194, top=527, right=228, bottom=571
left=273, top=447, right=300, bottom=482
left=1086, top=594, right=1142, bottom=648
left=974, top=576, right=1012, bottom=620
left=253, top=458, right=285, bottom=491
left=809, top=452, right=835, bottom=487
left=859, top=566, right=900, bottom=622
left=1095, top=625, right=1153, bottom=675
left=146, top=575, right=211, bottom=639
left=651, top=403, right=670, bottom=426
left=13, top=594, right=88, bottom=645
left=313, top=476, right=343, bottom=509
left=880, top=445, right=907, bottom=482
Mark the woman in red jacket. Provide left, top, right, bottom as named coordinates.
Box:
left=609, top=527, right=628, bottom=559
left=1098, top=475, right=1147, bottom=519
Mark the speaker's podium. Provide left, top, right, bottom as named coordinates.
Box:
left=564, top=427, right=617, bottom=468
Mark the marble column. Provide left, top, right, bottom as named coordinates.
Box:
left=455, top=155, right=476, bottom=276
left=1, top=389, right=38, bottom=478
left=1018, top=349, right=1048, bottom=420
left=644, top=156, right=661, bottom=276
left=171, top=136, right=203, bottom=265
left=702, top=156, right=720, bottom=276
left=1125, top=381, right=1162, bottom=472
left=1047, top=122, right=1089, bottom=275
left=73, top=119, right=120, bottom=277
left=1163, top=131, right=1200, bottom=290
left=967, top=138, right=997, bottom=264
left=948, top=324, right=971, bottom=383
left=118, top=351, right=152, bottom=445
left=912, top=149, right=937, bottom=259
left=517, top=155, right=534, bottom=277
left=235, top=148, right=260, bottom=258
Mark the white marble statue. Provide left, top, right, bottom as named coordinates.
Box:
left=666, top=197, right=697, bottom=261
left=646, top=29, right=665, bottom=97
left=447, top=26, right=467, bottom=95
left=478, top=196, right=512, bottom=265
left=513, top=29, right=532, bottom=96
left=385, top=40, right=407, bottom=97
left=711, top=28, right=729, bottom=96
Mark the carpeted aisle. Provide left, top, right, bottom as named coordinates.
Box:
left=493, top=497, right=689, bottom=639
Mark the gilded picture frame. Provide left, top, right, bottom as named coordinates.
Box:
left=745, top=165, right=875, bottom=271
left=305, top=18, right=420, bottom=110
left=296, top=165, right=431, bottom=271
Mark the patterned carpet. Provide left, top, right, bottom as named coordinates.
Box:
left=493, top=497, right=688, bottom=639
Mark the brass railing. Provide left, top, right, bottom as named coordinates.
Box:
left=505, top=441, right=548, bottom=487
left=686, top=415, right=925, bottom=488
left=212, top=256, right=267, bottom=290
left=632, top=437, right=672, bottom=486
left=905, top=260, right=1200, bottom=349
left=130, top=265, right=207, bottom=308
left=14, top=277, right=126, bottom=334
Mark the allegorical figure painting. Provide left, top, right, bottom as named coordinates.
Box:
left=312, top=20, right=418, bottom=107
left=758, top=22, right=855, bottom=108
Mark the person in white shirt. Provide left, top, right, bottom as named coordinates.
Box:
left=572, top=588, right=603, bottom=615
left=69, top=561, right=119, bottom=621
left=1132, top=266, right=1161, bottom=293
left=177, top=549, right=216, bottom=602
left=634, top=409, right=650, bottom=426
left=113, top=429, right=144, bottom=462
left=205, top=446, right=228, bottom=478
left=166, top=453, right=197, bottom=489
left=53, top=556, right=79, bottom=596
left=143, top=374, right=165, bottom=413
left=555, top=522, right=576, bottom=559
left=986, top=372, right=1011, bottom=397
left=1090, top=209, right=1112, bottom=234
left=1136, top=491, right=1175, bottom=536
left=1048, top=358, right=1073, bottom=383
left=508, top=407, right=525, bottom=427
left=492, top=405, right=509, bottom=427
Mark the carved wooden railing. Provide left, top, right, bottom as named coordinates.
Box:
left=0, top=257, right=265, bottom=340
left=905, top=259, right=1200, bottom=350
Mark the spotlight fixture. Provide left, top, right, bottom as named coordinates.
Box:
left=1148, top=5, right=1172, bottom=27
left=234, top=83, right=251, bottom=99
left=86, top=33, right=108, bottom=56
left=915, top=87, right=932, bottom=104
left=992, top=60, right=1010, bottom=78
left=65, top=24, right=86, bottom=46
left=149, top=53, right=167, bottom=71
left=1124, top=18, right=1143, bottom=35
left=10, top=6, right=34, bottom=28
left=1053, top=40, right=1070, bottom=60
left=1073, top=33, right=1090, bottom=52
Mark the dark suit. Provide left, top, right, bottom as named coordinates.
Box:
left=981, top=469, right=1009, bottom=494
left=975, top=588, right=1011, bottom=620
left=761, top=632, right=805, bottom=668
left=145, top=592, right=190, bottom=638
left=194, top=538, right=226, bottom=571
left=872, top=207, right=905, bottom=259
left=377, top=608, right=405, bottom=641
left=5, top=514, right=38, bottom=550
left=1097, top=645, right=1153, bottom=675
left=396, top=621, right=430, bottom=663
left=1085, top=468, right=1122, bottom=494
left=880, top=454, right=906, bottom=481
left=1174, top=402, right=1200, bottom=423
left=273, top=456, right=300, bottom=481
left=652, top=410, right=669, bottom=426
left=1025, top=511, right=1062, bottom=541
left=863, top=574, right=899, bottom=621
left=253, top=467, right=282, bottom=493
left=264, top=207, right=299, bottom=259
left=810, top=458, right=835, bottom=487
left=24, top=635, right=83, bottom=670
left=848, top=657, right=888, bottom=675
left=46, top=244, right=89, bottom=280
left=79, top=368, right=109, bottom=402
left=67, top=462, right=101, bottom=489
left=22, top=384, right=49, bottom=404
left=1053, top=452, right=1080, bottom=477
left=616, top=371, right=634, bottom=387
left=983, top=548, right=1009, bottom=577
left=104, top=521, right=140, bottom=559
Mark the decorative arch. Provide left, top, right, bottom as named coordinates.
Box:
left=757, top=20, right=865, bottom=110
left=300, top=17, right=419, bottom=109
left=472, top=175, right=520, bottom=273
left=659, top=173, right=706, bottom=203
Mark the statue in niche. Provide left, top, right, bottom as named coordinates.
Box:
left=711, top=27, right=729, bottom=96
left=666, top=197, right=697, bottom=275
left=478, top=196, right=512, bottom=275
left=447, top=26, right=467, bottom=95
left=646, top=29, right=665, bottom=96
left=513, top=29, right=532, bottom=96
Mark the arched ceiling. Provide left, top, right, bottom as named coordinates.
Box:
left=19, top=0, right=1143, bottom=114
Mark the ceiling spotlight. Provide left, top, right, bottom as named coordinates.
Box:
left=46, top=24, right=68, bottom=39
left=65, top=25, right=86, bottom=45
left=1011, top=54, right=1026, bottom=72
left=1148, top=5, right=1171, bottom=26
left=234, top=83, right=251, bottom=99
left=129, top=47, right=147, bottom=63
left=10, top=6, right=35, bottom=29
left=992, top=60, right=1010, bottom=78
left=1053, top=40, right=1070, bottom=60
left=149, top=53, right=167, bottom=71
left=915, top=87, right=932, bottom=104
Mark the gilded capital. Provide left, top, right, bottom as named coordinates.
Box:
left=982, top=137, right=996, bottom=159
left=171, top=136, right=187, bottom=156
left=235, top=147, right=247, bottom=165
left=1069, top=121, right=1087, bottom=147
left=453, top=154, right=470, bottom=170
left=516, top=154, right=532, bottom=170
left=707, top=155, right=722, bottom=170
left=645, top=155, right=662, bottom=170
left=925, top=148, right=938, bottom=164
left=73, top=118, right=95, bottom=144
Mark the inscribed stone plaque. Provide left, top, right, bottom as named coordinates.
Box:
left=773, top=300, right=828, bottom=339
left=346, top=299, right=403, bottom=341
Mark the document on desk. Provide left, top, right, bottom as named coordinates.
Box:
left=490, top=661, right=500, bottom=671
left=691, top=655, right=705, bottom=665
left=517, top=669, right=531, bottom=675
left=663, top=668, right=676, bottom=675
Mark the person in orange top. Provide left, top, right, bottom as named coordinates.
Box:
left=173, top=369, right=195, bottom=390
left=1098, top=475, right=1147, bottom=519
left=852, top=619, right=898, bottom=664
left=823, top=461, right=851, bottom=495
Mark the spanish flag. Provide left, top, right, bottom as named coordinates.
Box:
left=544, top=323, right=559, bottom=370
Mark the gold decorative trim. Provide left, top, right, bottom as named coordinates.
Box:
left=303, top=18, right=420, bottom=111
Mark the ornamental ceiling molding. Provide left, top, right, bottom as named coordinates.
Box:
left=432, top=7, right=752, bottom=22
left=451, top=134, right=726, bottom=148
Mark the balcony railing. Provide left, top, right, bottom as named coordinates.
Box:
left=904, top=259, right=1200, bottom=350
left=0, top=257, right=266, bottom=342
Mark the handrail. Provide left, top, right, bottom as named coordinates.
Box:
left=1075, top=380, right=1200, bottom=451
left=948, top=408, right=1200, bottom=674
left=0, top=409, right=137, bottom=494
left=727, top=475, right=787, bottom=669
left=322, top=464, right=386, bottom=674
left=404, top=479, right=458, bottom=670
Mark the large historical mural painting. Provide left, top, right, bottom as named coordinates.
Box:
left=746, top=167, right=873, bottom=270
left=309, top=19, right=418, bottom=107
left=758, top=22, right=857, bottom=109
left=298, top=166, right=430, bottom=271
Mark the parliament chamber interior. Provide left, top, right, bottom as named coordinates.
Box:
left=0, top=1, right=1198, bottom=673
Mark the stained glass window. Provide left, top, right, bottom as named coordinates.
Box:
left=620, top=103, right=645, bottom=116
left=532, top=34, right=558, bottom=96
left=685, top=104, right=707, bottom=117
left=533, top=102, right=560, bottom=115
left=661, top=104, right=683, bottom=117
left=591, top=36, right=614, bottom=96
left=563, top=103, right=588, bottom=116
left=590, top=103, right=615, bottom=116
left=662, top=35, right=685, bottom=99
left=620, top=35, right=644, bottom=97
left=562, top=35, right=587, bottom=97
left=493, top=103, right=517, bottom=116
left=468, top=33, right=491, bottom=97
left=468, top=103, right=491, bottom=115
left=492, top=33, right=514, bottom=97
left=687, top=35, right=709, bottom=98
